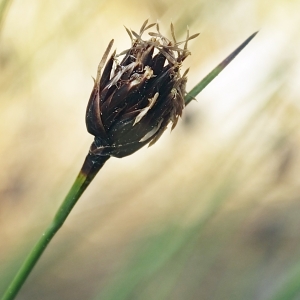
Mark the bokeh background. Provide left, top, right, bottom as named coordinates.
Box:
left=1, top=0, right=300, bottom=299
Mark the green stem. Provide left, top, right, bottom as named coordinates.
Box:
left=1, top=153, right=110, bottom=300
left=185, top=31, right=258, bottom=105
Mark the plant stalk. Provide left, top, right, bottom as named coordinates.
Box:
left=1, top=153, right=110, bottom=300
left=185, top=31, right=258, bottom=105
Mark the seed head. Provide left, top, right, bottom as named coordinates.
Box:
left=86, top=20, right=199, bottom=158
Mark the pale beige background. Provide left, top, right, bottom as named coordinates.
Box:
left=1, top=1, right=300, bottom=299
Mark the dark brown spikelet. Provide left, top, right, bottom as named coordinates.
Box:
left=86, top=20, right=199, bottom=158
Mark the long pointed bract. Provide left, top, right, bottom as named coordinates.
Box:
left=185, top=31, right=258, bottom=105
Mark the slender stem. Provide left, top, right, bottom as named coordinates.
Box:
left=1, top=153, right=110, bottom=300
left=185, top=31, right=258, bottom=105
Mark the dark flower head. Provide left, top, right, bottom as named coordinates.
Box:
left=86, top=20, right=199, bottom=158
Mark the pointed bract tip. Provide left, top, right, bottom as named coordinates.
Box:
left=184, top=31, right=258, bottom=105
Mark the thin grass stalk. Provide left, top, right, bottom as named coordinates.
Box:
left=185, top=31, right=258, bottom=105
left=0, top=154, right=109, bottom=300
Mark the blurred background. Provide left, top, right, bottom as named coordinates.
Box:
left=1, top=0, right=300, bottom=299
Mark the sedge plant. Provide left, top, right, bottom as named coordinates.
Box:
left=1, top=20, right=257, bottom=300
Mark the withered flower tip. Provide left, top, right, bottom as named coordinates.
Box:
left=86, top=20, right=199, bottom=158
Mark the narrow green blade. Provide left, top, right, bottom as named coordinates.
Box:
left=185, top=31, right=258, bottom=105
